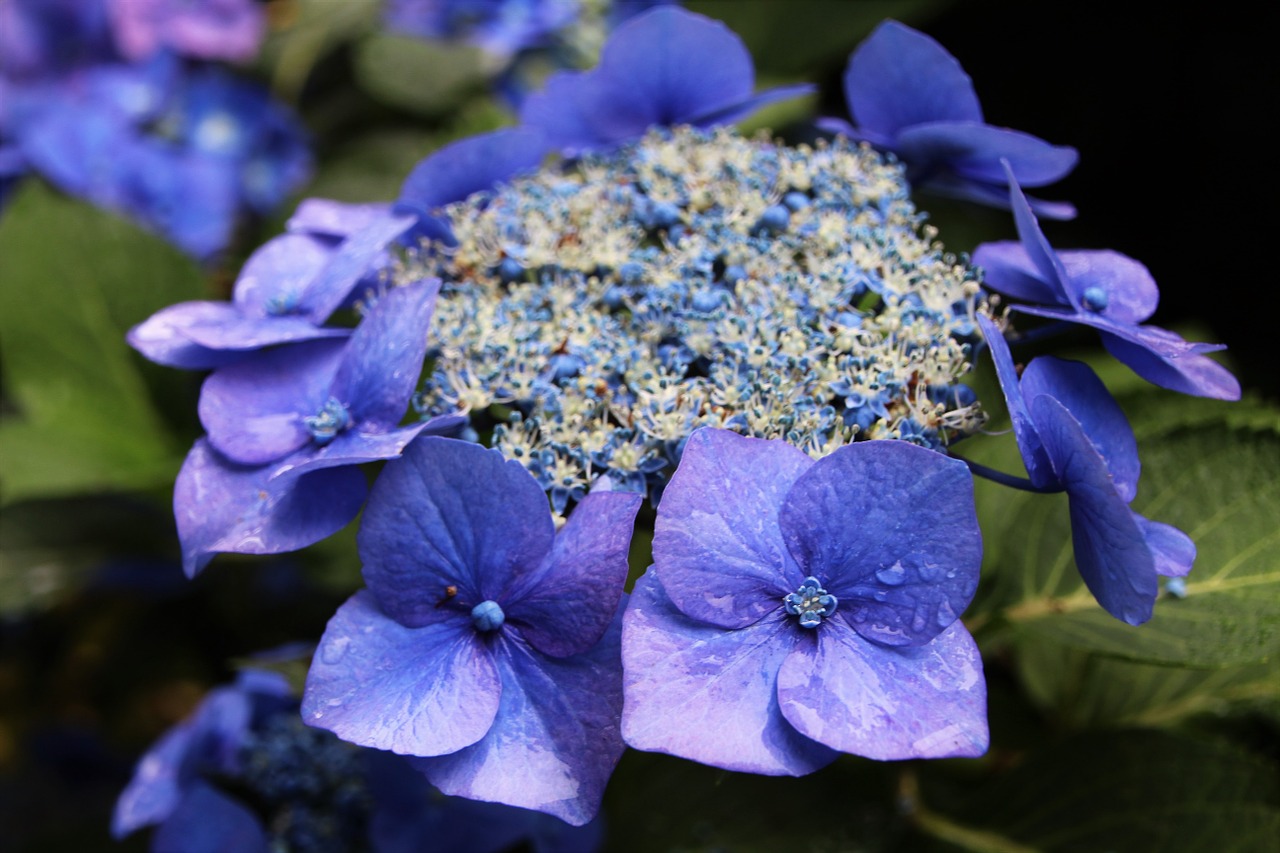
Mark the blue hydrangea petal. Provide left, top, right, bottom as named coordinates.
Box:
left=977, top=316, right=1056, bottom=489
left=1059, top=250, right=1159, bottom=325
left=621, top=572, right=838, bottom=776
left=896, top=122, right=1078, bottom=188
left=174, top=439, right=367, bottom=577
left=779, top=441, right=980, bottom=647
left=198, top=337, right=346, bottom=465
left=127, top=301, right=247, bottom=369
left=303, top=589, right=501, bottom=756
left=397, top=128, right=548, bottom=221
left=684, top=83, right=817, bottom=130
left=843, top=20, right=983, bottom=137
left=972, top=240, right=1065, bottom=306
left=301, top=210, right=418, bottom=324
left=1134, top=514, right=1196, bottom=578
left=269, top=414, right=466, bottom=481
left=178, top=313, right=350, bottom=353
left=287, top=198, right=396, bottom=239
left=1003, top=161, right=1073, bottom=298
left=776, top=621, right=988, bottom=759
left=653, top=428, right=813, bottom=630
left=331, top=279, right=440, bottom=428
left=1020, top=356, right=1140, bottom=503
left=1031, top=395, right=1158, bottom=625
left=231, top=232, right=333, bottom=318
left=1101, top=331, right=1243, bottom=401
left=413, top=607, right=627, bottom=826
left=149, top=782, right=269, bottom=853
left=1014, top=303, right=1220, bottom=360
left=924, top=175, right=1077, bottom=220
left=112, top=720, right=192, bottom=837
left=359, top=437, right=555, bottom=628
left=575, top=8, right=757, bottom=141
left=505, top=491, right=641, bottom=658
left=517, top=71, right=611, bottom=155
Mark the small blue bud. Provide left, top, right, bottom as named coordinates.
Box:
left=497, top=257, right=525, bottom=283
left=691, top=288, right=725, bottom=312
left=722, top=264, right=747, bottom=285
left=782, top=191, right=811, bottom=212
left=1082, top=286, right=1109, bottom=312
left=304, top=398, right=352, bottom=445
left=471, top=600, right=505, bottom=632
left=1164, top=577, right=1188, bottom=599
left=754, top=204, right=790, bottom=235
left=618, top=261, right=645, bottom=283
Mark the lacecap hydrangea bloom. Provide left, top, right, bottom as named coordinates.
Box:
left=120, top=4, right=1239, bottom=834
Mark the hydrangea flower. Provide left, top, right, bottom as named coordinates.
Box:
left=303, top=436, right=641, bottom=824
left=977, top=315, right=1195, bottom=625
left=621, top=428, right=988, bottom=774
left=822, top=20, right=1077, bottom=219
left=974, top=166, right=1240, bottom=400
left=384, top=0, right=582, bottom=58
left=176, top=280, right=461, bottom=575
left=518, top=6, right=813, bottom=156
left=108, top=0, right=265, bottom=63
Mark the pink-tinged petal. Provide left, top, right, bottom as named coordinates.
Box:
left=895, top=122, right=1077, bottom=188
left=621, top=573, right=837, bottom=776
left=303, top=590, right=500, bottom=757
left=653, top=428, right=814, bottom=629
left=231, top=232, right=332, bottom=318
left=127, top=301, right=244, bottom=369
left=331, top=279, right=439, bottom=428
left=302, top=211, right=417, bottom=323
left=198, top=338, right=345, bottom=465
left=1101, top=331, right=1242, bottom=401
left=414, top=611, right=627, bottom=826
left=1135, top=514, right=1195, bottom=578
left=148, top=782, right=268, bottom=853
left=359, top=437, right=555, bottom=628
left=843, top=20, right=983, bottom=137
left=1021, top=356, right=1139, bottom=503
left=507, top=491, right=641, bottom=658
left=174, top=439, right=367, bottom=577
left=1059, top=250, right=1158, bottom=325
left=780, top=441, right=981, bottom=647
left=777, top=620, right=987, bottom=760
left=288, top=198, right=395, bottom=239
left=1031, top=396, right=1157, bottom=625
left=972, top=240, right=1062, bottom=306
left=580, top=8, right=756, bottom=141
left=976, top=315, right=1055, bottom=489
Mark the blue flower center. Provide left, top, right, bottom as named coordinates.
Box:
left=784, top=576, right=838, bottom=628
left=303, top=397, right=352, bottom=445
left=1082, top=286, right=1109, bottom=312
left=471, top=600, right=505, bottom=632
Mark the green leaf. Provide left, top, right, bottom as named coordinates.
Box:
left=353, top=34, right=493, bottom=116
left=920, top=730, right=1280, bottom=852
left=0, top=183, right=202, bottom=503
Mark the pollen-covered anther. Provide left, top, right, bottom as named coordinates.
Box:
left=784, top=576, right=839, bottom=628
left=303, top=397, right=352, bottom=445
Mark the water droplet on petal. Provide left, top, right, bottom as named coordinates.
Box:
left=876, top=562, right=907, bottom=586
left=320, top=635, right=350, bottom=665
left=936, top=599, right=957, bottom=628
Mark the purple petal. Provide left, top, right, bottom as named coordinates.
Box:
left=359, top=437, right=554, bottom=628
left=577, top=7, right=756, bottom=142
left=686, top=83, right=817, bottom=129
left=972, top=240, right=1063, bottom=306
left=127, top=301, right=245, bottom=369
left=922, top=174, right=1077, bottom=220
left=414, top=611, right=627, bottom=826
left=198, top=338, right=346, bottom=465
left=1021, top=356, right=1139, bottom=503
left=1001, top=160, right=1072, bottom=293
left=268, top=414, right=464, bottom=481
left=174, top=439, right=366, bottom=577
left=1135, top=515, right=1195, bottom=578
left=231, top=232, right=333, bottom=318
left=303, top=590, right=500, bottom=756
left=1016, top=304, right=1222, bottom=360
left=178, top=314, right=350, bottom=352
left=895, top=122, right=1077, bottom=188
left=112, top=723, right=192, bottom=837
left=301, top=211, right=417, bottom=323
left=397, top=128, right=547, bottom=220
left=776, top=621, right=987, bottom=759
left=149, top=783, right=268, bottom=853
left=779, top=441, right=980, bottom=647
left=621, top=573, right=836, bottom=776
left=977, top=316, right=1055, bottom=488
left=653, top=428, right=813, bottom=629
left=288, top=198, right=395, bottom=239
left=331, top=279, right=439, bottom=428
left=843, top=20, right=983, bottom=137
left=1059, top=250, right=1158, bottom=325
left=1101, top=331, right=1242, bottom=401
left=1031, top=396, right=1157, bottom=625
left=506, top=491, right=641, bottom=658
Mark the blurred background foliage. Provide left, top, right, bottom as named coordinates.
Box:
left=1, top=1, right=1277, bottom=850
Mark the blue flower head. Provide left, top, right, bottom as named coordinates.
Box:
left=978, top=315, right=1195, bottom=625
left=303, top=436, right=641, bottom=824
left=974, top=166, right=1241, bottom=400
left=823, top=20, right=1077, bottom=219
left=518, top=6, right=813, bottom=156
left=621, top=428, right=988, bottom=774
